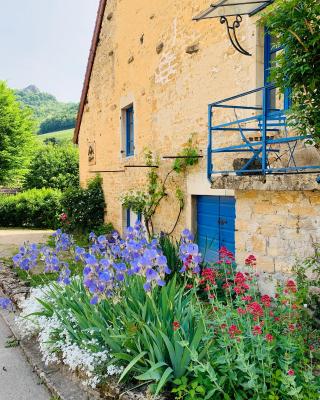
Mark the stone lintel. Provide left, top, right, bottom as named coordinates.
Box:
left=210, top=173, right=320, bottom=191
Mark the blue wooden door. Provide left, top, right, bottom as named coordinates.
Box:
left=197, top=196, right=235, bottom=262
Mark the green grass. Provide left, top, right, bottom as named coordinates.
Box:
left=37, top=128, right=74, bottom=143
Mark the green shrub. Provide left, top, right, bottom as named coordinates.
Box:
left=24, top=143, right=79, bottom=191
left=0, top=188, right=62, bottom=229
left=61, top=175, right=105, bottom=232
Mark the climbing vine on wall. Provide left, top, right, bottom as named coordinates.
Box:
left=121, top=136, right=200, bottom=238
left=261, top=0, right=320, bottom=143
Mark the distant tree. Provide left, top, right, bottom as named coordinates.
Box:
left=15, top=85, right=79, bottom=134
left=39, top=114, right=76, bottom=134
left=0, top=81, right=36, bottom=185
left=23, top=143, right=79, bottom=191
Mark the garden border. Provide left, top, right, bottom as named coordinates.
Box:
left=0, top=262, right=159, bottom=400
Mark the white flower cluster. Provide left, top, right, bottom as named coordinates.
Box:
left=15, top=285, right=123, bottom=389
left=15, top=287, right=49, bottom=338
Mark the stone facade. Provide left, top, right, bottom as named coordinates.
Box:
left=77, top=0, right=319, bottom=272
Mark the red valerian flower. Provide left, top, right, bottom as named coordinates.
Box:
left=285, top=279, right=297, bottom=293
left=245, top=254, right=256, bottom=267
left=220, top=323, right=227, bottom=330
left=200, top=268, right=216, bottom=285
left=233, top=272, right=250, bottom=295
left=185, top=284, right=193, bottom=290
left=287, top=369, right=295, bottom=376
left=247, top=302, right=264, bottom=318
left=235, top=272, right=246, bottom=285
left=237, top=307, right=246, bottom=315
left=253, top=325, right=262, bottom=335
left=261, top=295, right=271, bottom=307
left=219, top=247, right=235, bottom=261
left=241, top=295, right=253, bottom=302
left=234, top=287, right=242, bottom=295
left=222, top=282, right=231, bottom=290
left=265, top=333, right=274, bottom=342
left=288, top=323, right=295, bottom=332
left=228, top=324, right=241, bottom=338
left=173, top=321, right=180, bottom=331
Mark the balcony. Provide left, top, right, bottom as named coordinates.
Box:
left=207, top=85, right=320, bottom=189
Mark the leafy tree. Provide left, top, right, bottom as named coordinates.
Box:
left=261, top=0, right=320, bottom=142
left=23, top=143, right=79, bottom=191
left=0, top=81, right=36, bottom=185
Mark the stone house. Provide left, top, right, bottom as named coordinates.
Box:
left=74, top=0, right=320, bottom=273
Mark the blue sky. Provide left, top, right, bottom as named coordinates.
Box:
left=0, top=0, right=100, bottom=102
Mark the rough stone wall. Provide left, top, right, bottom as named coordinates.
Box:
left=235, top=190, right=320, bottom=272
left=78, top=0, right=319, bottom=274
left=78, top=0, right=259, bottom=235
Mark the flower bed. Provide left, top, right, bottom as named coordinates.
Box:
left=4, top=224, right=320, bottom=399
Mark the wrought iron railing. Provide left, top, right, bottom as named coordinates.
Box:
left=207, top=85, right=320, bottom=179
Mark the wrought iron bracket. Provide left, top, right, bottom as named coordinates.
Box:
left=220, top=15, right=251, bottom=56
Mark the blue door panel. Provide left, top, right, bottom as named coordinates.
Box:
left=197, top=196, right=235, bottom=262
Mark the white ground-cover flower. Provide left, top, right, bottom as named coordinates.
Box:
left=15, top=287, right=49, bottom=338
left=15, top=283, right=123, bottom=388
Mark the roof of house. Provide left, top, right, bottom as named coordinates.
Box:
left=73, top=0, right=108, bottom=144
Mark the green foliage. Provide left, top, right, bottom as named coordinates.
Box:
left=172, top=376, right=209, bottom=400
left=23, top=143, right=79, bottom=191
left=173, top=137, right=200, bottom=173
left=37, top=275, right=207, bottom=394
left=121, top=138, right=199, bottom=237
left=0, top=81, right=37, bottom=185
left=38, top=129, right=74, bottom=144
left=15, top=85, right=78, bottom=134
left=39, top=114, right=76, bottom=135
left=0, top=188, right=62, bottom=228
left=159, top=234, right=182, bottom=279
left=61, top=175, right=105, bottom=232
left=293, top=244, right=320, bottom=319
left=261, top=0, right=320, bottom=142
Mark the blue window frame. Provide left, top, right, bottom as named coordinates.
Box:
left=264, top=30, right=291, bottom=113
left=126, top=208, right=131, bottom=228
left=126, top=208, right=141, bottom=228
left=125, top=106, right=134, bottom=156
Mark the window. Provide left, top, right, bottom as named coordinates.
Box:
left=125, top=106, right=134, bottom=156
left=125, top=208, right=141, bottom=228
left=264, top=30, right=291, bottom=112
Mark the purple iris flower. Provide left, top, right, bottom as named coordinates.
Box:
left=90, top=295, right=99, bottom=305
left=146, top=268, right=158, bottom=281
left=114, top=263, right=126, bottom=271
left=0, top=298, right=13, bottom=310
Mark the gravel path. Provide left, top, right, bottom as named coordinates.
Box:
left=0, top=229, right=53, bottom=259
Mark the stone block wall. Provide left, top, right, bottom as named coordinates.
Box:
left=78, top=0, right=261, bottom=234
left=235, top=190, right=320, bottom=272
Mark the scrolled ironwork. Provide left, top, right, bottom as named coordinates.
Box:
left=220, top=15, right=251, bottom=56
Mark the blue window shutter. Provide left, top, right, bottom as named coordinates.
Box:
left=264, top=29, right=291, bottom=111
left=126, top=107, right=134, bottom=156
left=126, top=208, right=131, bottom=227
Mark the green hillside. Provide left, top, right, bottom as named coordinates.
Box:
left=37, top=128, right=74, bottom=143
left=15, top=85, right=78, bottom=134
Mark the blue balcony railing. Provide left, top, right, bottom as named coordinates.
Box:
left=207, top=85, right=320, bottom=180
